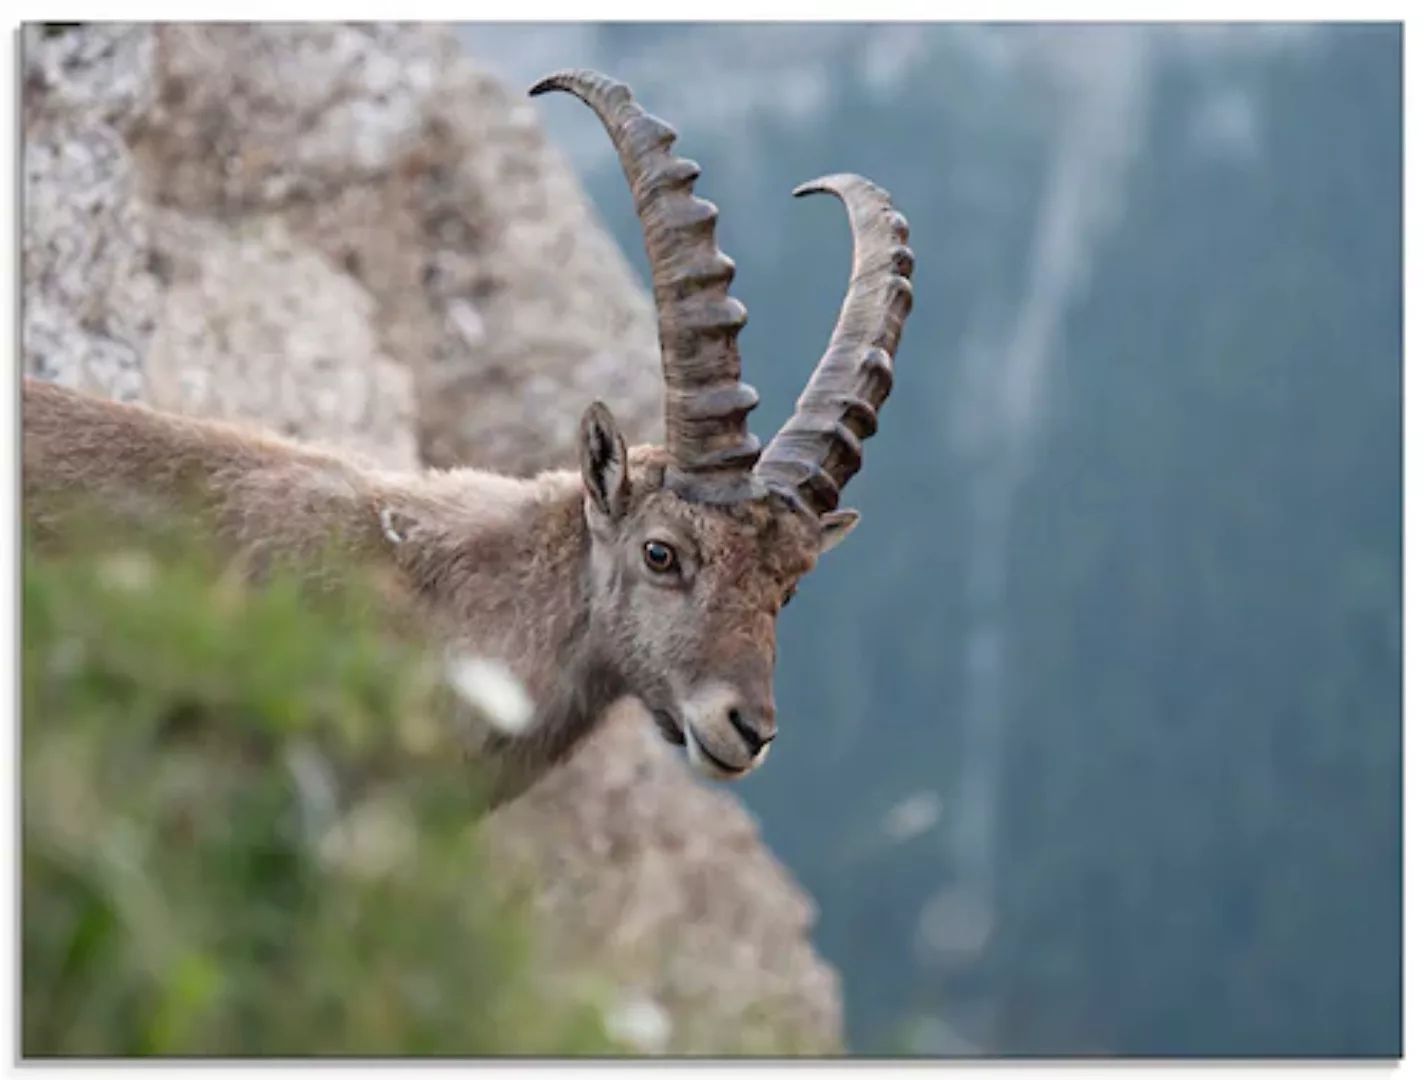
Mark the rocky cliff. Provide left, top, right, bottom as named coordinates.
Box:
left=21, top=21, right=841, bottom=1055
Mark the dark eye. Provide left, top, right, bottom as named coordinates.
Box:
left=781, top=585, right=798, bottom=610
left=643, top=540, right=679, bottom=574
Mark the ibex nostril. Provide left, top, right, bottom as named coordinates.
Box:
left=728, top=706, right=773, bottom=752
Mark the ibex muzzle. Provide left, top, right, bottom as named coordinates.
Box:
left=532, top=70, right=914, bottom=781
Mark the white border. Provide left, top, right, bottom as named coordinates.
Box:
left=4, top=8, right=1412, bottom=1077
left=2, top=5, right=1418, bottom=21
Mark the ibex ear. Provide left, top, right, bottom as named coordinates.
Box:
left=818, top=508, right=860, bottom=555
left=579, top=401, right=630, bottom=529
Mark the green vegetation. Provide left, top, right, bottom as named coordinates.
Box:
left=22, top=518, right=620, bottom=1056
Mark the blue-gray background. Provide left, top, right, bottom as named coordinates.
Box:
left=459, top=23, right=1402, bottom=1056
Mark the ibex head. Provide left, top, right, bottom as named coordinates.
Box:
left=532, top=70, right=913, bottom=782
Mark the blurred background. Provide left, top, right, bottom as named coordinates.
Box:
left=458, top=22, right=1402, bottom=1056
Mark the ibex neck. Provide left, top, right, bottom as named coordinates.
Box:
left=388, top=469, right=622, bottom=793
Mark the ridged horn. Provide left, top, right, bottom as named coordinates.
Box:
left=755, top=174, right=914, bottom=516
left=529, top=69, right=762, bottom=503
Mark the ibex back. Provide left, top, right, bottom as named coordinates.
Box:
left=22, top=69, right=915, bottom=806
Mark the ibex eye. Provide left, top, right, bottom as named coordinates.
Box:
left=642, top=540, right=678, bottom=574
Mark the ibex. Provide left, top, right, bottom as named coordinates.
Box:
left=22, top=69, right=914, bottom=806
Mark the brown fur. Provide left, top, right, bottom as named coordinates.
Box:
left=22, top=378, right=858, bottom=805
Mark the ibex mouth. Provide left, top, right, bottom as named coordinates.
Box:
left=651, top=708, right=686, bottom=747
left=685, top=724, right=746, bottom=778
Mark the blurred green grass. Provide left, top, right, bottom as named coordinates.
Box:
left=21, top=515, right=621, bottom=1056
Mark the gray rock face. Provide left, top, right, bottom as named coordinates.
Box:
left=22, top=25, right=161, bottom=404
left=21, top=21, right=842, bottom=1055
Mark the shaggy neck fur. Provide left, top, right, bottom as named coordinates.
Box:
left=376, top=468, right=632, bottom=802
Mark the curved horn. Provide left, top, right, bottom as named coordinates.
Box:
left=529, top=69, right=761, bottom=503
left=754, top=174, right=914, bottom=516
